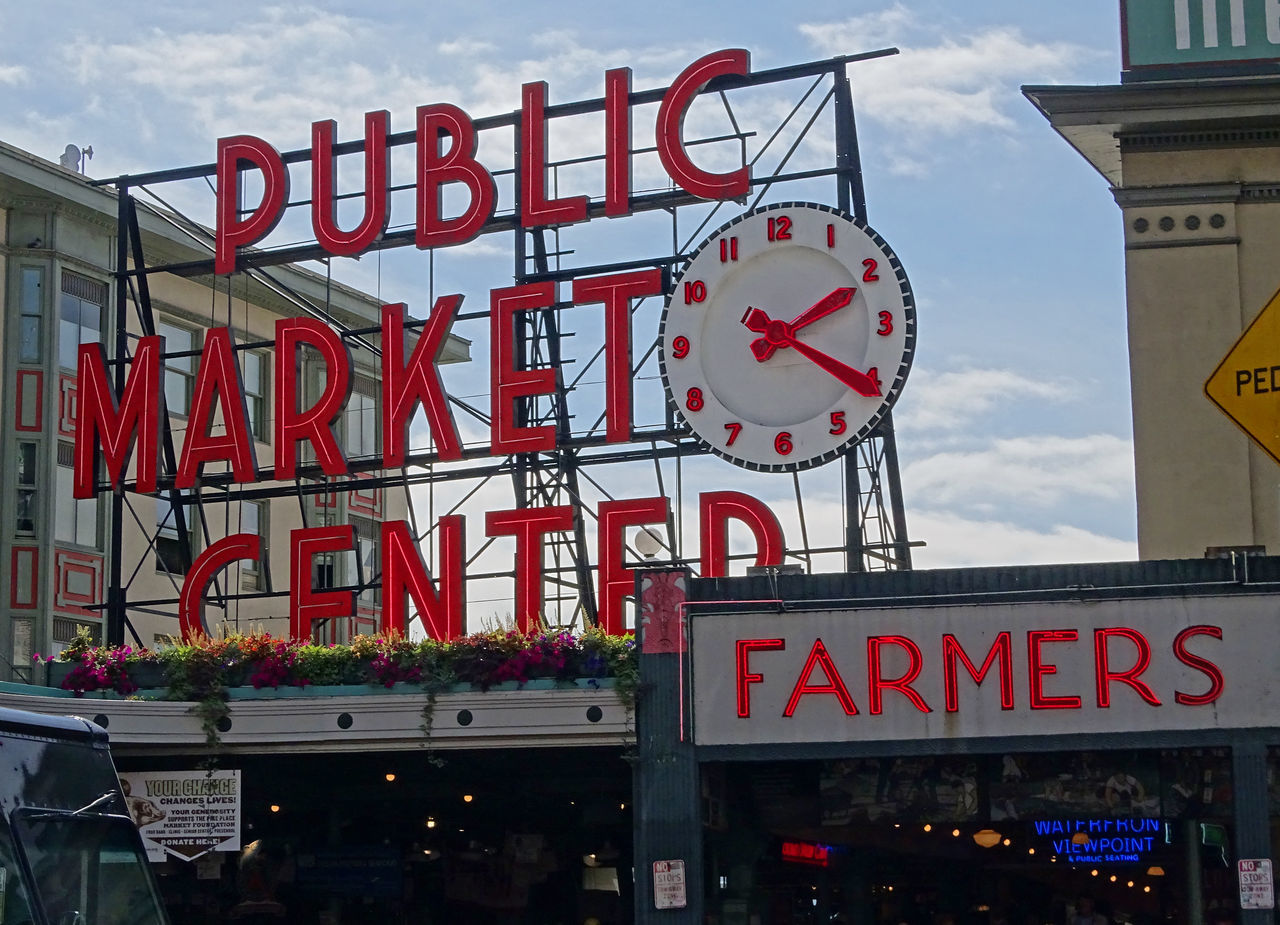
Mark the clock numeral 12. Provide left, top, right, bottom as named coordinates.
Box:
left=767, top=215, right=792, bottom=242
left=719, top=237, right=738, bottom=262
left=683, top=280, right=706, bottom=304
left=724, top=422, right=742, bottom=446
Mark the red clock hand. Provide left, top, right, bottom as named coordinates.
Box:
left=740, top=307, right=882, bottom=397
left=787, top=286, right=856, bottom=332
left=750, top=287, right=855, bottom=361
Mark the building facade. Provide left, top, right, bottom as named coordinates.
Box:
left=1026, top=74, right=1280, bottom=559
left=0, top=140, right=468, bottom=679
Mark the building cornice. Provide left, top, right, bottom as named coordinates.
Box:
left=1024, top=77, right=1280, bottom=186
left=0, top=683, right=630, bottom=755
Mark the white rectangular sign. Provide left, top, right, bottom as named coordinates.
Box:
left=653, top=859, right=687, bottom=909
left=119, top=770, right=241, bottom=862
left=1239, top=858, right=1275, bottom=910
left=692, top=595, right=1276, bottom=747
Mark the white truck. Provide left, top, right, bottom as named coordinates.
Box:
left=0, top=707, right=169, bottom=925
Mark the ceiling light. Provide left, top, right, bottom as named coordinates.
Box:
left=269, top=804, right=280, bottom=813
left=972, top=829, right=1002, bottom=848
left=426, top=817, right=436, bottom=829
left=385, top=773, right=396, bottom=782
left=463, top=794, right=473, bottom=803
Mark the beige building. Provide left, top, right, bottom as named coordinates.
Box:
left=1026, top=78, right=1280, bottom=560
left=0, top=140, right=468, bottom=679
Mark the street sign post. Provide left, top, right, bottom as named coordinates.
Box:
left=653, top=859, right=688, bottom=909
left=1205, top=287, right=1280, bottom=465
left=1238, top=858, right=1275, bottom=910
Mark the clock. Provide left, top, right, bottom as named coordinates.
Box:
left=659, top=201, right=916, bottom=472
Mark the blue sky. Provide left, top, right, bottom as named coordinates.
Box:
left=0, top=1, right=1137, bottom=593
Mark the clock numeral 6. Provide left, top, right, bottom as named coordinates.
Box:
left=671, top=335, right=690, bottom=359
left=774, top=431, right=793, bottom=456
left=685, top=387, right=704, bottom=412
left=724, top=422, right=742, bottom=446
left=877, top=311, right=893, bottom=336
left=767, top=215, right=792, bottom=242
left=683, top=280, right=706, bottom=304
left=829, top=411, right=846, bottom=435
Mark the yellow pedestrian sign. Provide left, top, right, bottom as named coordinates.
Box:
left=1206, top=286, right=1280, bottom=466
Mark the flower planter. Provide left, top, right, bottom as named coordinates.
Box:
left=226, top=682, right=426, bottom=700
left=129, top=663, right=168, bottom=690
left=46, top=661, right=74, bottom=690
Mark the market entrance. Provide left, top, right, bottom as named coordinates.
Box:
left=705, top=749, right=1237, bottom=925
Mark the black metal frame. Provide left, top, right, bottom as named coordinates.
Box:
left=92, top=50, right=914, bottom=645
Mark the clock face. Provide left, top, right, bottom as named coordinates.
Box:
left=659, top=201, right=916, bottom=472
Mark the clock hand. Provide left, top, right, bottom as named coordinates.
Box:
left=782, top=333, right=882, bottom=397
left=787, top=287, right=856, bottom=333
left=740, top=307, right=882, bottom=396
left=749, top=287, right=856, bottom=361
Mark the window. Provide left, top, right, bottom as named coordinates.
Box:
left=157, top=320, right=195, bottom=415
left=57, top=271, right=105, bottom=372
left=350, top=515, right=379, bottom=605
left=241, top=499, right=267, bottom=590
left=16, top=441, right=37, bottom=535
left=19, top=266, right=43, bottom=363
left=243, top=348, right=268, bottom=442
left=14, top=810, right=167, bottom=925
left=155, top=495, right=193, bottom=576
left=55, top=443, right=99, bottom=547
left=0, top=822, right=37, bottom=925
left=344, top=376, right=378, bottom=459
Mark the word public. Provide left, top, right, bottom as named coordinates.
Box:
left=215, top=49, right=753, bottom=274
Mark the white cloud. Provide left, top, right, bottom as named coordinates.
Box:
left=896, top=367, right=1076, bottom=433
left=0, top=64, right=26, bottom=85
left=799, top=12, right=1095, bottom=138
left=908, top=509, right=1136, bottom=569
left=902, top=434, right=1134, bottom=509
left=798, top=3, right=917, bottom=51
left=437, top=38, right=497, bottom=56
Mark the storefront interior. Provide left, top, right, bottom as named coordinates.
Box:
left=704, top=748, right=1250, bottom=925
left=119, top=746, right=635, bottom=925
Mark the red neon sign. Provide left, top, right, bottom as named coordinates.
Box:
left=781, top=841, right=830, bottom=867
left=732, top=626, right=1227, bottom=719
left=213, top=50, right=754, bottom=274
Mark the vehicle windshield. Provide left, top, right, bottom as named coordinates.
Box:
left=14, top=809, right=166, bottom=925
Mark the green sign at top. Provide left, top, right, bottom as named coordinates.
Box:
left=1124, top=0, right=1280, bottom=75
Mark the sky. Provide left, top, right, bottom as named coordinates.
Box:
left=0, top=1, right=1138, bottom=608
